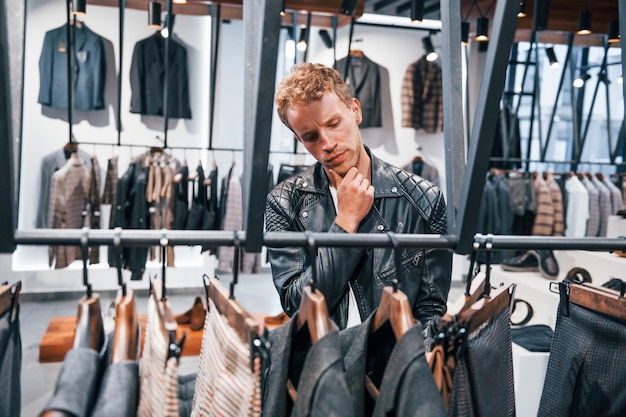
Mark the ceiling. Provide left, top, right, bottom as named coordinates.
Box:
left=364, top=0, right=622, bottom=46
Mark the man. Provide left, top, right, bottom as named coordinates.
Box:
left=265, top=62, right=452, bottom=348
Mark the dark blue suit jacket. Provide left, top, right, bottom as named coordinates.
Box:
left=38, top=23, right=106, bottom=111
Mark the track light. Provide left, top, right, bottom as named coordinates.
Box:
left=297, top=28, right=307, bottom=52
left=280, top=0, right=286, bottom=16
left=577, top=11, right=591, bottom=35
left=173, top=0, right=187, bottom=4
left=148, top=1, right=162, bottom=29
left=319, top=29, right=333, bottom=49
left=422, top=36, right=438, bottom=62
left=475, top=16, right=489, bottom=42
left=73, top=0, right=86, bottom=15
left=545, top=47, right=559, bottom=69
left=618, top=75, right=623, bottom=85
left=533, top=0, right=549, bottom=30
left=410, top=0, right=424, bottom=22
left=517, top=0, right=526, bottom=18
left=339, top=0, right=358, bottom=16
left=573, top=73, right=591, bottom=88
left=608, top=20, right=620, bottom=43
left=461, top=21, right=470, bottom=46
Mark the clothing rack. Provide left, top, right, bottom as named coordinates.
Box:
left=13, top=229, right=626, bottom=253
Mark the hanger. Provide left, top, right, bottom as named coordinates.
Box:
left=0, top=280, right=21, bottom=324
left=110, top=228, right=139, bottom=363
left=229, top=231, right=240, bottom=299
left=295, top=232, right=337, bottom=343
left=349, top=38, right=364, bottom=57
left=370, top=231, right=416, bottom=340
left=73, top=228, right=105, bottom=351
left=552, top=280, right=626, bottom=322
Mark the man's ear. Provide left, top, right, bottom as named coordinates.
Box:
left=352, top=98, right=363, bottom=124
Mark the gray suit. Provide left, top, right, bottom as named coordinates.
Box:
left=38, top=23, right=106, bottom=110
left=263, top=314, right=357, bottom=417
left=339, top=313, right=446, bottom=417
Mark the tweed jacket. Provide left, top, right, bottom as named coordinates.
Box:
left=265, top=148, right=452, bottom=339
left=129, top=35, right=191, bottom=119
left=38, top=23, right=106, bottom=110
left=401, top=56, right=443, bottom=133
left=48, top=155, right=90, bottom=268
left=335, top=55, right=382, bottom=128
left=339, top=313, right=446, bottom=417
left=263, top=314, right=357, bottom=417
left=37, top=148, right=93, bottom=228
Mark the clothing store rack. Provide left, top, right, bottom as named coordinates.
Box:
left=13, top=229, right=626, bottom=253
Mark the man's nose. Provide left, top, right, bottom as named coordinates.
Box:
left=320, top=132, right=335, bottom=151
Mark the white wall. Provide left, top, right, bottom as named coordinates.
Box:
left=12, top=3, right=452, bottom=292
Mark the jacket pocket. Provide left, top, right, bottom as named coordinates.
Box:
left=378, top=247, right=423, bottom=285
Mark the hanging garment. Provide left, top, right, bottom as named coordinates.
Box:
left=190, top=297, right=261, bottom=417
left=545, top=173, right=564, bottom=236
left=201, top=166, right=220, bottom=254
left=508, top=175, right=537, bottom=238
left=335, top=54, right=382, bottom=128
left=137, top=291, right=180, bottom=417
left=147, top=161, right=175, bottom=265
left=447, top=307, right=516, bottom=417
left=262, top=314, right=356, bottom=417
left=602, top=176, right=625, bottom=215
left=489, top=105, right=522, bottom=170
left=101, top=155, right=119, bottom=229
left=476, top=174, right=513, bottom=263
left=87, top=156, right=101, bottom=264
left=580, top=176, right=600, bottom=237
left=110, top=162, right=136, bottom=267
left=531, top=174, right=554, bottom=236
left=185, top=165, right=207, bottom=230
left=591, top=175, right=612, bottom=237
left=537, top=303, right=626, bottom=417
left=41, top=339, right=110, bottom=417
left=564, top=175, right=589, bottom=237
left=401, top=157, right=440, bottom=188
left=91, top=361, right=139, bottom=417
left=172, top=164, right=189, bottom=230
left=38, top=23, right=106, bottom=110
left=48, top=155, right=90, bottom=268
left=0, top=282, right=22, bottom=417
left=37, top=147, right=93, bottom=228
left=401, top=55, right=443, bottom=133
left=130, top=34, right=191, bottom=119
left=339, top=313, right=446, bottom=417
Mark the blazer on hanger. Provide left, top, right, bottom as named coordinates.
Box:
left=335, top=55, right=382, bottom=128
left=38, top=23, right=106, bottom=111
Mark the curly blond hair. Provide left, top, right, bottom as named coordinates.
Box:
left=275, top=62, right=353, bottom=132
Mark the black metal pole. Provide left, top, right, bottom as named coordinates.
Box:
left=162, top=0, right=172, bottom=148
left=117, top=0, right=125, bottom=146
left=208, top=4, right=221, bottom=151
left=65, top=0, right=74, bottom=143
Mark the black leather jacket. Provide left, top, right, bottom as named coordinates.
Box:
left=265, top=149, right=452, bottom=340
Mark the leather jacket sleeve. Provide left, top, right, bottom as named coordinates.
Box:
left=265, top=187, right=367, bottom=319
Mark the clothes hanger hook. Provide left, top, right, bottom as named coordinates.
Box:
left=305, top=231, right=318, bottom=293
left=80, top=227, right=92, bottom=298
left=229, top=231, right=240, bottom=300
left=483, top=234, right=494, bottom=299
left=113, top=227, right=126, bottom=296
left=160, top=229, right=168, bottom=301
left=386, top=231, right=402, bottom=292
left=466, top=234, right=482, bottom=297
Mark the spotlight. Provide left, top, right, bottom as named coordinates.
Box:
left=411, top=0, right=424, bottom=22
left=148, top=1, right=162, bottom=29
left=461, top=21, right=470, bottom=46
left=319, top=29, right=333, bottom=49
left=339, top=0, right=358, bottom=16
left=618, top=75, right=623, bottom=85
left=73, top=0, right=86, bottom=15
left=297, top=28, right=307, bottom=52
left=577, top=11, right=591, bottom=35
left=280, top=0, right=286, bottom=16
left=533, top=0, right=549, bottom=30
left=173, top=0, right=187, bottom=4
left=476, top=16, right=489, bottom=42
left=423, top=36, right=438, bottom=61
left=573, top=73, right=591, bottom=88
left=608, top=20, right=620, bottom=43
left=545, top=47, right=559, bottom=69
left=517, top=0, right=526, bottom=18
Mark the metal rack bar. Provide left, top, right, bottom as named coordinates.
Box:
left=13, top=229, right=626, bottom=252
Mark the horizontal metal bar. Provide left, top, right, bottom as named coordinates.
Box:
left=14, top=229, right=626, bottom=252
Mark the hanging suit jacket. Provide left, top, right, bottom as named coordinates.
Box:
left=38, top=23, right=106, bottom=110
left=130, top=34, right=191, bottom=119
left=172, top=165, right=189, bottom=230
left=263, top=315, right=357, bottom=417
left=339, top=313, right=446, bottom=417
left=335, top=55, right=382, bottom=128
left=37, top=148, right=93, bottom=228
left=401, top=56, right=443, bottom=133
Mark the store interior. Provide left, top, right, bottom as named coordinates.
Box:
left=1, top=0, right=626, bottom=416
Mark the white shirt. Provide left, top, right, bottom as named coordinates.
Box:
left=329, top=185, right=362, bottom=328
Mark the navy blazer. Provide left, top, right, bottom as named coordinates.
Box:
left=339, top=313, right=446, bottom=417
left=129, top=35, right=191, bottom=119
left=263, top=314, right=357, bottom=417
left=38, top=23, right=106, bottom=111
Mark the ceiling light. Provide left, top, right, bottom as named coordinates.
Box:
left=297, top=28, right=307, bottom=52
left=618, top=75, right=623, bottom=85
left=148, top=2, right=162, bottom=29
left=73, top=0, right=86, bottom=14
left=340, top=0, right=358, bottom=16
left=475, top=16, right=489, bottom=42
left=608, top=20, right=620, bottom=43
left=280, top=0, right=286, bottom=16
left=573, top=73, right=591, bottom=88
left=461, top=21, right=470, bottom=46
left=517, top=0, right=526, bottom=18
left=545, top=47, right=559, bottom=69
left=410, top=0, right=424, bottom=22
left=577, top=11, right=592, bottom=35
left=423, top=36, right=438, bottom=61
